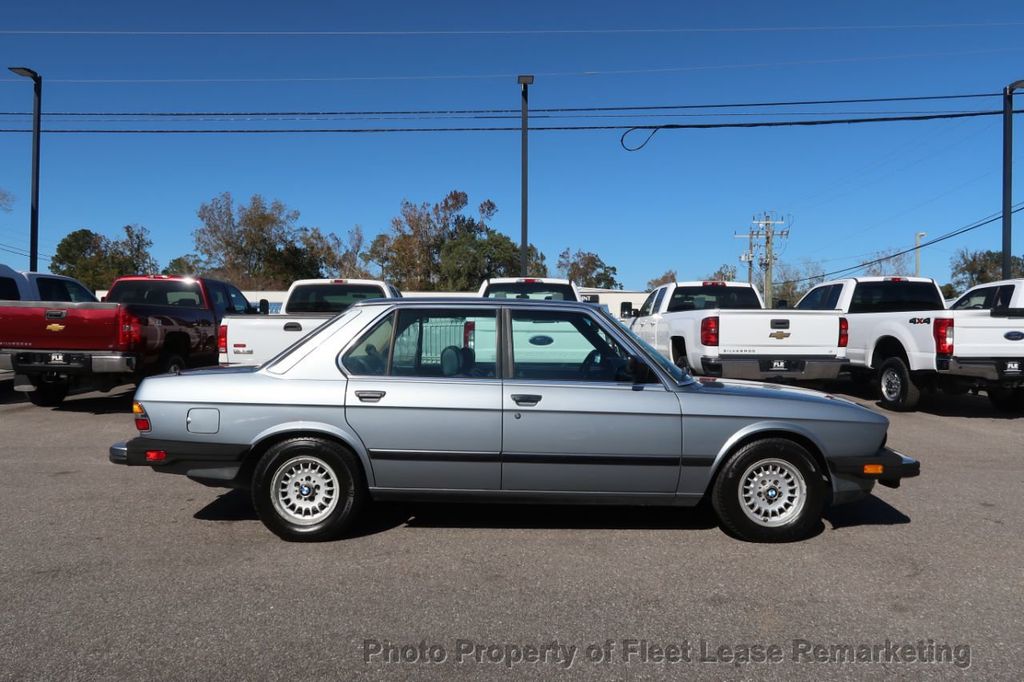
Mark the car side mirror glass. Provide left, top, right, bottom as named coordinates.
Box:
left=258, top=299, right=270, bottom=315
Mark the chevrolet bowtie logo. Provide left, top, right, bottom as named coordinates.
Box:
left=45, top=323, right=66, bottom=332
left=768, top=331, right=791, bottom=340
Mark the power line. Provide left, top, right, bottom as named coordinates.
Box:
left=1, top=108, right=1020, bottom=135
left=2, top=22, right=1023, bottom=36
left=2, top=48, right=1019, bottom=84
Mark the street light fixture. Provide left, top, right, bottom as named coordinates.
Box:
left=8, top=66, right=42, bottom=272
left=915, top=232, right=927, bottom=277
left=518, top=75, right=534, bottom=276
left=1002, top=79, right=1024, bottom=279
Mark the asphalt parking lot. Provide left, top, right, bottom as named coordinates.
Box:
left=1, top=376, right=1021, bottom=680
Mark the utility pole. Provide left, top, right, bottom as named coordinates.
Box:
left=736, top=212, right=788, bottom=306
left=915, top=231, right=927, bottom=277
left=8, top=66, right=42, bottom=271
left=518, top=74, right=534, bottom=276
left=1003, top=80, right=1024, bottom=279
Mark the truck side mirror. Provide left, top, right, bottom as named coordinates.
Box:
left=258, top=299, right=270, bottom=315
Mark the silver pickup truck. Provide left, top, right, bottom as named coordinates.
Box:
left=110, top=297, right=918, bottom=543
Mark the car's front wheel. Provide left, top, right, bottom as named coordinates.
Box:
left=252, top=437, right=365, bottom=541
left=711, top=438, right=825, bottom=542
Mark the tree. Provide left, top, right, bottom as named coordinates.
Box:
left=162, top=254, right=203, bottom=276
left=704, top=263, right=737, bottom=281
left=940, top=283, right=959, bottom=300
left=50, top=225, right=158, bottom=290
left=767, top=258, right=825, bottom=307
left=647, top=269, right=677, bottom=289
left=949, top=248, right=1024, bottom=291
left=556, top=248, right=622, bottom=289
left=861, top=248, right=911, bottom=278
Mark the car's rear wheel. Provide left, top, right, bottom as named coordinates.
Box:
left=988, top=387, right=1024, bottom=414
left=877, top=356, right=921, bottom=411
left=711, top=438, right=824, bottom=542
left=252, top=437, right=365, bottom=541
left=28, top=379, right=69, bottom=406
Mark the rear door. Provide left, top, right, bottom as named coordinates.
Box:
left=343, top=306, right=503, bottom=490
left=501, top=307, right=682, bottom=493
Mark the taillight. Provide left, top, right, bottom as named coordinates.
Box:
left=145, top=450, right=167, bottom=462
left=117, top=307, right=142, bottom=350
left=218, top=324, right=228, bottom=354
left=839, top=317, right=849, bottom=348
left=934, top=318, right=954, bottom=356
left=463, top=320, right=476, bottom=349
left=132, top=401, right=151, bottom=432
left=701, top=316, right=720, bottom=346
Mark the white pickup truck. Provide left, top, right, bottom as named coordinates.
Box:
left=796, top=276, right=1024, bottom=411
left=219, top=278, right=400, bottom=366
left=478, top=277, right=582, bottom=301
left=0, top=264, right=96, bottom=302
left=629, top=280, right=847, bottom=381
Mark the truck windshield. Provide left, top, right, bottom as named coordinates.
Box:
left=106, top=280, right=203, bottom=307
left=483, top=282, right=576, bottom=301
left=287, top=284, right=386, bottom=313
left=667, top=286, right=761, bottom=311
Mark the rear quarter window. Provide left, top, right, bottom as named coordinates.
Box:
left=0, top=277, right=20, bottom=300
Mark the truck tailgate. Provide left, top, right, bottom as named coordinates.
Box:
left=718, top=309, right=842, bottom=356
left=0, top=301, right=122, bottom=351
left=221, top=314, right=335, bottom=365
left=951, top=311, right=1024, bottom=357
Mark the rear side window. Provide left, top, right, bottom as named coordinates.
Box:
left=0, top=277, right=20, bottom=300
left=287, top=283, right=386, bottom=313
left=849, top=281, right=944, bottom=313
left=667, top=285, right=761, bottom=312
left=106, top=280, right=203, bottom=307
left=483, top=282, right=575, bottom=301
left=35, top=277, right=96, bottom=302
left=797, top=284, right=841, bottom=310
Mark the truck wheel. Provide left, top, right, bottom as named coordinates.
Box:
left=988, top=388, right=1024, bottom=414
left=252, top=437, right=366, bottom=542
left=671, top=341, right=689, bottom=371
left=711, top=438, right=824, bottom=542
left=877, top=357, right=921, bottom=411
left=159, top=354, right=186, bottom=375
left=28, top=380, right=69, bottom=407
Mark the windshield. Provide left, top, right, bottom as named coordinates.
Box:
left=483, top=282, right=576, bottom=301
left=286, top=283, right=387, bottom=313
left=598, top=308, right=692, bottom=385
left=667, top=285, right=761, bottom=311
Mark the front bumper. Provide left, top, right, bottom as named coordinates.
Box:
left=937, top=356, right=1023, bottom=384
left=109, top=437, right=251, bottom=487
left=704, top=356, right=845, bottom=381
left=830, top=447, right=920, bottom=490
left=7, top=350, right=137, bottom=375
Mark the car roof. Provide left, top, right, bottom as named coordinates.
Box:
left=351, top=296, right=599, bottom=310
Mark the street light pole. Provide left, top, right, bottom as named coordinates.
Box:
left=9, top=67, right=42, bottom=272
left=518, top=75, right=534, bottom=277
left=915, top=232, right=927, bottom=277
left=1003, top=80, right=1024, bottom=280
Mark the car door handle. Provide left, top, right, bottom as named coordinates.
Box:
left=511, top=394, right=542, bottom=406
left=355, top=390, right=386, bottom=403
left=284, top=322, right=303, bottom=332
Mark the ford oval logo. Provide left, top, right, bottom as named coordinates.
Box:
left=1005, top=331, right=1024, bottom=341
left=529, top=335, right=554, bottom=346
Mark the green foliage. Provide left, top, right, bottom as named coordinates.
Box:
left=949, top=248, right=1024, bottom=291
left=556, top=248, right=622, bottom=289
left=50, top=225, right=157, bottom=290
left=162, top=254, right=203, bottom=276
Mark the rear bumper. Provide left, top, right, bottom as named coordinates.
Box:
left=830, top=447, right=920, bottom=490
left=704, top=356, right=845, bottom=381
left=5, top=349, right=137, bottom=375
left=109, top=436, right=251, bottom=487
left=937, top=356, right=1023, bottom=384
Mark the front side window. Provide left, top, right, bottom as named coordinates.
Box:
left=510, top=310, right=646, bottom=383
left=35, top=277, right=96, bottom=302
left=951, top=286, right=997, bottom=310
left=796, top=286, right=826, bottom=310
left=227, top=286, right=251, bottom=314
left=637, top=290, right=658, bottom=317
left=207, top=282, right=229, bottom=316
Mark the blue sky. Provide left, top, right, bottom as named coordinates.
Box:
left=1, top=1, right=1023, bottom=290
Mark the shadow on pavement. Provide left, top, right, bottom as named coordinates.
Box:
left=0, top=377, right=27, bottom=405
left=54, top=388, right=135, bottom=415
left=404, top=501, right=719, bottom=531
left=820, top=377, right=1021, bottom=420
left=825, top=494, right=910, bottom=530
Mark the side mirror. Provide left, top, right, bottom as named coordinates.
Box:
left=623, top=307, right=637, bottom=318
left=258, top=299, right=270, bottom=315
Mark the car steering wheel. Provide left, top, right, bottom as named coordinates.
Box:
left=580, top=349, right=602, bottom=377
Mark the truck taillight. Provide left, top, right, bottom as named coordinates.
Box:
left=463, top=320, right=475, bottom=349
left=701, top=316, right=719, bottom=346
left=839, top=317, right=849, bottom=348
left=218, top=324, right=228, bottom=354
left=117, top=307, right=142, bottom=350
left=132, top=401, right=151, bottom=432
left=933, top=318, right=954, bottom=356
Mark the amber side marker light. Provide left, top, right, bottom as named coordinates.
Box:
left=863, top=464, right=884, bottom=475
left=133, top=401, right=151, bottom=432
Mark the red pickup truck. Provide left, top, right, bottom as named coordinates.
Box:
left=0, top=275, right=254, bottom=405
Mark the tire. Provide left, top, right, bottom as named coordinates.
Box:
left=711, top=438, right=824, bottom=542
left=877, top=356, right=921, bottom=411
left=28, top=380, right=69, bottom=407
left=159, top=354, right=186, bottom=375
left=988, top=387, right=1024, bottom=414
left=251, top=437, right=366, bottom=542
left=671, top=340, right=689, bottom=371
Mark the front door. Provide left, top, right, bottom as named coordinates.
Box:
left=501, top=308, right=682, bottom=493
left=343, top=307, right=502, bottom=490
